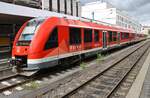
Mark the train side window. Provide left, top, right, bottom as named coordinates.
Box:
left=84, top=29, right=92, bottom=43
left=94, top=30, right=99, bottom=42
left=121, top=33, right=124, bottom=39
left=125, top=33, right=129, bottom=38
left=121, top=32, right=129, bottom=39
left=69, top=27, right=81, bottom=45
left=44, top=27, right=58, bottom=50
left=121, top=32, right=125, bottom=39
left=113, top=32, right=117, bottom=41
left=108, top=31, right=113, bottom=42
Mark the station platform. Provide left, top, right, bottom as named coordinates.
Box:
left=140, top=65, right=150, bottom=98
left=126, top=48, right=150, bottom=98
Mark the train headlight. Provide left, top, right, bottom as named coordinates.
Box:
left=12, top=57, right=15, bottom=59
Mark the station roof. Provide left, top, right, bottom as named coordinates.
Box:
left=0, top=1, right=78, bottom=24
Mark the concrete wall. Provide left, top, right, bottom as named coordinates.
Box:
left=0, top=0, right=81, bottom=17
left=42, top=0, right=81, bottom=17
left=60, top=0, right=65, bottom=13
left=52, top=0, right=58, bottom=12
left=42, top=0, right=49, bottom=10
left=66, top=0, right=71, bottom=15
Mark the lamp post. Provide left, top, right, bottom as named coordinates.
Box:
left=92, top=11, right=95, bottom=21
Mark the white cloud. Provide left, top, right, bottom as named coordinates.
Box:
left=81, top=0, right=150, bottom=25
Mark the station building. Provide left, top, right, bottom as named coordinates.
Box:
left=0, top=0, right=81, bottom=52
left=142, top=26, right=150, bottom=35
left=82, top=1, right=142, bottom=34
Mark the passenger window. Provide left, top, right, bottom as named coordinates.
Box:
left=108, top=31, right=113, bottom=42
left=121, top=32, right=129, bottom=39
left=69, top=27, right=81, bottom=45
left=44, top=27, right=58, bottom=50
left=113, top=32, right=117, bottom=41
left=125, top=33, right=129, bottom=38
left=94, top=30, right=99, bottom=42
left=84, top=29, right=92, bottom=43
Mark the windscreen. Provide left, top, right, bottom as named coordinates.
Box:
left=18, top=19, right=44, bottom=41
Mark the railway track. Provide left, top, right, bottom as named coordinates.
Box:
left=0, top=62, right=81, bottom=96
left=0, top=59, right=15, bottom=81
left=109, top=47, right=150, bottom=98
left=50, top=40, right=150, bottom=98
left=0, top=58, right=11, bottom=70
left=0, top=74, right=31, bottom=93
left=61, top=42, right=150, bottom=98
left=0, top=40, right=148, bottom=97
left=0, top=58, right=9, bottom=65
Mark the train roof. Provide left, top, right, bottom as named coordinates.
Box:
left=36, top=16, right=134, bottom=33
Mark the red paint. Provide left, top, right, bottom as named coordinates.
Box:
left=12, top=17, right=146, bottom=60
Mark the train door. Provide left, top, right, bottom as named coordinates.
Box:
left=118, top=32, right=120, bottom=44
left=69, top=27, right=82, bottom=52
left=44, top=27, right=59, bottom=66
left=58, top=26, right=69, bottom=55
left=103, top=31, right=107, bottom=48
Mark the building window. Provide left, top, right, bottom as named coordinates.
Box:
left=84, top=29, right=92, bottom=43
left=57, top=0, right=60, bottom=12
left=49, top=0, right=52, bottom=11
left=71, top=0, right=73, bottom=15
left=64, top=0, right=67, bottom=14
left=76, top=2, right=79, bottom=16
left=44, top=27, right=58, bottom=50
left=117, top=15, right=119, bottom=20
left=69, top=27, right=81, bottom=45
left=94, top=30, right=99, bottom=42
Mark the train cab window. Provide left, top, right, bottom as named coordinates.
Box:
left=69, top=27, right=81, bottom=45
left=19, top=19, right=44, bottom=41
left=84, top=29, right=92, bottom=43
left=44, top=27, right=58, bottom=50
left=94, top=30, right=99, bottom=42
left=108, top=31, right=113, bottom=42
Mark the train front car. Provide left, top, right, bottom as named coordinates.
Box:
left=10, top=18, right=47, bottom=75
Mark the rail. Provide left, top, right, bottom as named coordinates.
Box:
left=61, top=40, right=150, bottom=98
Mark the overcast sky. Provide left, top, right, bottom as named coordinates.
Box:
left=80, top=0, right=150, bottom=25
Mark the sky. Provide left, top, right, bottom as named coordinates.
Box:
left=80, top=0, right=150, bottom=25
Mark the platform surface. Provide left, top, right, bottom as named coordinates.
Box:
left=126, top=48, right=150, bottom=98
left=140, top=61, right=150, bottom=98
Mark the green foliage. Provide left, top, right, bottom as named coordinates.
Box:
left=24, top=81, right=40, bottom=90
left=97, top=53, right=105, bottom=63
left=97, top=54, right=102, bottom=59
left=80, top=62, right=86, bottom=69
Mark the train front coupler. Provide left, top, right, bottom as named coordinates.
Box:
left=9, top=58, right=25, bottom=73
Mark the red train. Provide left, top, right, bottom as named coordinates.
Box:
left=10, top=17, right=146, bottom=73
